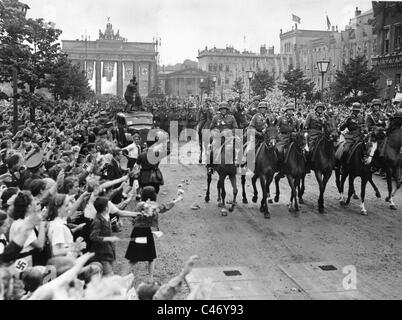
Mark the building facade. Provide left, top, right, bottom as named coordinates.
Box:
left=371, top=1, right=402, bottom=100
left=62, top=20, right=158, bottom=98
left=197, top=45, right=291, bottom=100
left=159, top=68, right=209, bottom=98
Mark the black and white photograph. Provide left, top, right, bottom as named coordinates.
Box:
left=0, top=0, right=401, bottom=304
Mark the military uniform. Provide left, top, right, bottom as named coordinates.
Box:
left=338, top=103, right=365, bottom=158
left=276, top=105, right=300, bottom=159
left=304, top=103, right=328, bottom=152
left=209, top=112, right=238, bottom=131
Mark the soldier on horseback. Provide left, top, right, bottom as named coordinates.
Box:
left=365, top=99, right=387, bottom=166
left=208, top=102, right=238, bottom=170
left=304, top=102, right=328, bottom=171
left=209, top=102, right=238, bottom=132
left=337, top=102, right=365, bottom=164
left=197, top=99, right=214, bottom=163
left=276, top=103, right=301, bottom=165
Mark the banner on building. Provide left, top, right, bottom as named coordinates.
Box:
left=124, top=62, right=134, bottom=81
left=102, top=61, right=115, bottom=82
left=86, top=61, right=95, bottom=81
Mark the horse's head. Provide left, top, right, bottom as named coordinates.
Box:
left=291, top=132, right=307, bottom=150
left=269, top=138, right=276, bottom=148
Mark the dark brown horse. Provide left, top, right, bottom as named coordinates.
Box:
left=274, top=132, right=307, bottom=213
left=335, top=140, right=378, bottom=215
left=375, top=118, right=402, bottom=209
left=205, top=135, right=239, bottom=213
left=309, top=125, right=338, bottom=213
left=241, top=137, right=279, bottom=219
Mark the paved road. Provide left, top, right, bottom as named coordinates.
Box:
left=115, top=144, right=402, bottom=299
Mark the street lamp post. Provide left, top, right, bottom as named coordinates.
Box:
left=200, top=78, right=204, bottom=105
left=317, top=60, right=330, bottom=102
left=247, top=70, right=254, bottom=101
left=387, top=79, right=393, bottom=101
left=212, top=76, right=217, bottom=100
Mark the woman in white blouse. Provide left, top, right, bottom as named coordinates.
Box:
left=46, top=193, right=86, bottom=258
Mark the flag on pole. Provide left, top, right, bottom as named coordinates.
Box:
left=326, top=15, right=331, bottom=30
left=292, top=14, right=301, bottom=24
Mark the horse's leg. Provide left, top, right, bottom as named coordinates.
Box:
left=320, top=169, right=332, bottom=213
left=220, top=176, right=227, bottom=210
left=241, top=174, right=248, bottom=204
left=315, top=170, right=324, bottom=213
left=387, top=167, right=401, bottom=210
left=264, top=175, right=271, bottom=219
left=267, top=173, right=274, bottom=204
left=286, top=175, right=297, bottom=213
left=339, top=167, right=348, bottom=205
left=360, top=176, right=368, bottom=215
left=252, top=174, right=258, bottom=203
left=259, top=174, right=268, bottom=216
left=298, top=174, right=305, bottom=204
left=229, top=175, right=238, bottom=212
left=345, top=174, right=354, bottom=206
left=205, top=170, right=212, bottom=203
left=294, top=177, right=301, bottom=213
left=369, top=175, right=381, bottom=198
left=217, top=178, right=222, bottom=204
left=274, top=172, right=284, bottom=203
left=198, top=131, right=203, bottom=163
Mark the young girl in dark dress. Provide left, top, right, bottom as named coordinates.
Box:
left=124, top=186, right=181, bottom=281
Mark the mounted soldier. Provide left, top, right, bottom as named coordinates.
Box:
left=304, top=102, right=328, bottom=170
left=276, top=103, right=301, bottom=164
left=336, top=102, right=365, bottom=164
left=197, top=98, right=215, bottom=163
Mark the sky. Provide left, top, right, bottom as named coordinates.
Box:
left=24, top=0, right=373, bottom=65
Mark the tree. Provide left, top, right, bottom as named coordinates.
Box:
left=46, top=54, right=92, bottom=101
left=250, top=70, right=275, bottom=98
left=232, top=77, right=245, bottom=98
left=0, top=0, right=32, bottom=86
left=200, top=76, right=214, bottom=96
left=278, top=68, right=315, bottom=106
left=330, top=56, right=379, bottom=105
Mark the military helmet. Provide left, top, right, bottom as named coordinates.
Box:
left=352, top=102, right=361, bottom=111
left=258, top=102, right=268, bottom=109
left=218, top=102, right=229, bottom=111
left=284, top=103, right=295, bottom=112
left=315, top=102, right=325, bottom=111
left=371, top=98, right=382, bottom=106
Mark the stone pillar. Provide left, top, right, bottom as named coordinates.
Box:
left=95, top=60, right=101, bottom=95
left=148, top=62, right=152, bottom=94
left=117, top=60, right=123, bottom=98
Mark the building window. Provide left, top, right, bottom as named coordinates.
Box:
left=208, top=63, right=213, bottom=72
left=384, top=27, right=390, bottom=54
left=225, top=78, right=229, bottom=85
left=219, top=64, right=223, bottom=71
left=225, top=65, right=230, bottom=72
left=396, top=74, right=401, bottom=84
left=217, top=77, right=221, bottom=86
left=213, top=64, right=217, bottom=72
left=395, top=25, right=402, bottom=50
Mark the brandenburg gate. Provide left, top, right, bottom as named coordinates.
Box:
left=62, top=20, right=157, bottom=97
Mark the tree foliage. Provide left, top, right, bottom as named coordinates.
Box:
left=200, top=76, right=214, bottom=96
left=278, top=68, right=315, bottom=106
left=250, top=70, right=275, bottom=98
left=0, top=0, right=91, bottom=101
left=231, top=77, right=245, bottom=97
left=330, top=56, right=379, bottom=104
